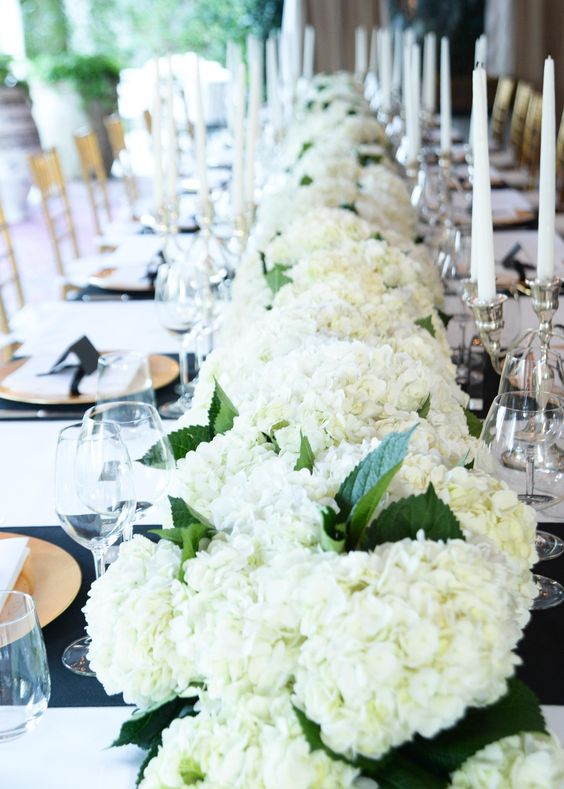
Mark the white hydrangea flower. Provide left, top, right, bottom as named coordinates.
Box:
left=139, top=693, right=361, bottom=789
left=84, top=536, right=183, bottom=707
left=292, top=537, right=527, bottom=760
left=449, top=732, right=564, bottom=788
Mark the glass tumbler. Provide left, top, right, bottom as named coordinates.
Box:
left=0, top=591, right=50, bottom=742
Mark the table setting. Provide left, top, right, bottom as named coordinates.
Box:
left=2, top=24, right=564, bottom=789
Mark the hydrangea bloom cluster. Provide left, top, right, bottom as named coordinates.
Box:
left=85, top=73, right=562, bottom=787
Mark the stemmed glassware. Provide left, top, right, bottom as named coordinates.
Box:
left=155, top=256, right=215, bottom=418
left=475, top=391, right=564, bottom=609
left=83, top=402, right=175, bottom=546
left=54, top=422, right=136, bottom=674
left=439, top=227, right=472, bottom=384
left=0, top=591, right=50, bottom=741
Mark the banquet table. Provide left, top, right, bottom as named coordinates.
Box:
left=2, top=228, right=564, bottom=788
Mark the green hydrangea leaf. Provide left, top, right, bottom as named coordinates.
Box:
left=358, top=153, right=383, bottom=166
left=414, top=315, right=436, bottom=338
left=208, top=379, right=238, bottom=436
left=298, top=140, right=313, bottom=159
left=408, top=678, right=547, bottom=776
left=371, top=231, right=384, bottom=240
left=417, top=394, right=431, bottom=419
left=294, top=432, right=315, bottom=472
left=339, top=202, right=359, bottom=215
left=361, top=483, right=464, bottom=550
left=264, top=263, right=293, bottom=295
left=464, top=408, right=483, bottom=439
left=319, top=507, right=346, bottom=553
left=336, top=427, right=416, bottom=523
left=299, top=174, right=313, bottom=186
left=112, top=697, right=195, bottom=750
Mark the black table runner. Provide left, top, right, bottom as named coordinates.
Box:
left=2, top=521, right=564, bottom=709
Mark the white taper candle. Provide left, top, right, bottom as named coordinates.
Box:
left=166, top=55, right=177, bottom=206
left=152, top=58, right=163, bottom=214
left=537, top=56, right=556, bottom=281
left=355, top=26, right=368, bottom=77
left=440, top=37, right=451, bottom=155
left=266, top=35, right=282, bottom=133
left=392, top=28, right=402, bottom=96
left=471, top=66, right=496, bottom=299
left=231, top=64, right=245, bottom=218
left=245, top=56, right=261, bottom=210
left=379, top=29, right=392, bottom=113
left=303, top=25, right=315, bottom=80
left=423, top=32, right=436, bottom=114
left=194, top=57, right=209, bottom=211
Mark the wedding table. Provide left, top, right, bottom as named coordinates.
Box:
left=2, top=227, right=564, bottom=788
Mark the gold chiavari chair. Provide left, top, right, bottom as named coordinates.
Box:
left=519, top=91, right=542, bottom=185
left=509, top=81, right=533, bottom=163
left=74, top=129, right=112, bottom=236
left=104, top=114, right=140, bottom=219
left=28, top=148, right=79, bottom=280
left=0, top=196, right=25, bottom=344
left=490, top=76, right=515, bottom=146
left=557, top=108, right=564, bottom=209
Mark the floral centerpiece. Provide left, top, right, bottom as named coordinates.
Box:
left=84, top=74, right=564, bottom=788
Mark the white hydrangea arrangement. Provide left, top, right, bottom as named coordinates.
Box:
left=84, top=74, right=563, bottom=788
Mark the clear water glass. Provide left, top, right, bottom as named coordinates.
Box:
left=96, top=351, right=156, bottom=407
left=475, top=391, right=564, bottom=609
left=55, top=422, right=136, bottom=674
left=155, top=258, right=214, bottom=418
left=83, top=402, right=175, bottom=538
left=0, top=591, right=50, bottom=742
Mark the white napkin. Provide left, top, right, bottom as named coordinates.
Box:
left=3, top=354, right=98, bottom=397
left=491, top=189, right=533, bottom=218
left=0, top=537, right=29, bottom=593
left=494, top=230, right=564, bottom=275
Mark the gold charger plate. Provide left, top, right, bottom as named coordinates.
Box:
left=88, top=266, right=153, bottom=293
left=493, top=210, right=535, bottom=228
left=0, top=532, right=81, bottom=627
left=0, top=353, right=179, bottom=406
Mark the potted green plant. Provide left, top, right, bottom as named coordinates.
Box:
left=0, top=54, right=41, bottom=221
left=30, top=53, right=121, bottom=175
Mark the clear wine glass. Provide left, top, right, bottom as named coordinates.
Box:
left=83, top=402, right=175, bottom=542
left=155, top=257, right=214, bottom=418
left=440, top=228, right=472, bottom=384
left=55, top=422, right=136, bottom=674
left=475, top=391, right=564, bottom=609
left=0, top=591, right=50, bottom=741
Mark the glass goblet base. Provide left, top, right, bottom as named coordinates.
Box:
left=532, top=574, right=564, bottom=610
left=536, top=530, right=564, bottom=560
left=62, top=636, right=96, bottom=677
left=158, top=386, right=196, bottom=420
left=519, top=492, right=554, bottom=506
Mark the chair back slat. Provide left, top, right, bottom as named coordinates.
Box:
left=0, top=197, right=25, bottom=336
left=74, top=129, right=112, bottom=235
left=490, top=77, right=515, bottom=145
left=28, top=148, right=79, bottom=277
left=509, top=81, right=533, bottom=161
left=520, top=91, right=543, bottom=183
left=104, top=114, right=140, bottom=217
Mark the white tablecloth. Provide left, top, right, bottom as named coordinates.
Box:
left=4, top=705, right=564, bottom=788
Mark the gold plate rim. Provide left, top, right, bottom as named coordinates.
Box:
left=0, top=532, right=82, bottom=628
left=88, top=266, right=153, bottom=293
left=0, top=353, right=179, bottom=405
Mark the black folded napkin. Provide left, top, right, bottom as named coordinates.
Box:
left=37, top=336, right=100, bottom=397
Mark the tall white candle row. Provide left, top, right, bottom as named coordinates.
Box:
left=231, top=64, right=246, bottom=218
left=470, top=65, right=496, bottom=300
left=152, top=57, right=178, bottom=216
left=440, top=37, right=451, bottom=155
left=194, top=57, right=209, bottom=213
left=378, top=29, right=392, bottom=113
left=355, top=26, right=368, bottom=78
left=245, top=51, right=262, bottom=212
left=267, top=35, right=282, bottom=133
left=537, top=57, right=556, bottom=281
left=404, top=41, right=421, bottom=163
left=422, top=32, right=436, bottom=115
left=303, top=25, right=315, bottom=81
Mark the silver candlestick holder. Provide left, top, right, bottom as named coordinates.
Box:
left=464, top=292, right=508, bottom=374
left=465, top=276, right=563, bottom=373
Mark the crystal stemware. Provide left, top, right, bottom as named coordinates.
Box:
left=475, top=391, right=564, bottom=609
left=155, top=257, right=214, bottom=418
left=83, top=401, right=174, bottom=544
left=0, top=591, right=50, bottom=741
left=55, top=422, right=136, bottom=674
left=440, top=227, right=472, bottom=384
